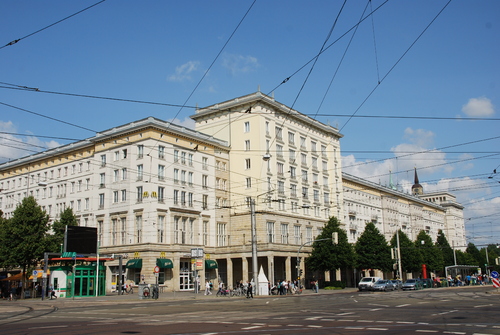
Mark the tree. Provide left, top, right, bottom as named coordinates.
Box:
left=465, top=243, right=483, bottom=266
left=355, top=222, right=392, bottom=273
left=306, top=216, right=354, bottom=273
left=436, top=230, right=455, bottom=267
left=2, top=197, right=51, bottom=296
left=47, top=207, right=78, bottom=253
left=415, top=230, right=444, bottom=276
left=390, top=230, right=421, bottom=274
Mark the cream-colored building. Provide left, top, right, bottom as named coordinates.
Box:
left=0, top=92, right=466, bottom=291
left=342, top=173, right=466, bottom=250
left=191, top=91, right=345, bottom=287
left=0, top=117, right=230, bottom=292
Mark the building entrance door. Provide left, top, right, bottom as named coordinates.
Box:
left=179, top=260, right=193, bottom=291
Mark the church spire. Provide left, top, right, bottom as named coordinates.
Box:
left=412, top=167, right=423, bottom=195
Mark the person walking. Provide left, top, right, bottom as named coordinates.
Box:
left=314, top=280, right=319, bottom=293
left=246, top=281, right=253, bottom=299
left=204, top=280, right=212, bottom=295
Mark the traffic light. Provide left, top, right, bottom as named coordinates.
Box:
left=332, top=232, right=338, bottom=244
left=300, top=269, right=303, bottom=276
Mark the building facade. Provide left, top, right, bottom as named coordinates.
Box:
left=191, top=91, right=345, bottom=287
left=0, top=117, right=230, bottom=292
left=0, top=92, right=466, bottom=292
left=342, top=173, right=466, bottom=249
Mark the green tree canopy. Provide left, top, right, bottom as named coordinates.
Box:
left=1, top=196, right=51, bottom=273
left=47, top=207, right=78, bottom=252
left=466, top=243, right=483, bottom=266
left=436, top=230, right=455, bottom=267
left=306, top=216, right=354, bottom=272
left=355, top=222, right=392, bottom=272
left=415, top=230, right=444, bottom=275
left=390, top=229, right=421, bottom=274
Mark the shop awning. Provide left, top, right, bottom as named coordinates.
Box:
left=205, top=260, right=218, bottom=269
left=126, top=259, right=142, bottom=269
left=156, top=258, right=173, bottom=269
left=1, top=272, right=24, bottom=281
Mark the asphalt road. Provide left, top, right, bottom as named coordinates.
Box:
left=1, top=285, right=499, bottom=334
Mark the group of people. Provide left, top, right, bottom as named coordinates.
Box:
left=446, top=274, right=491, bottom=286
left=270, top=279, right=305, bottom=295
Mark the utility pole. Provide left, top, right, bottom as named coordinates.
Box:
left=250, top=198, right=258, bottom=295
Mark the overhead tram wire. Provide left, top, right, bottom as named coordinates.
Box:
left=340, top=0, right=453, bottom=132
left=1, top=0, right=107, bottom=50
left=0, top=84, right=195, bottom=110
left=0, top=132, right=81, bottom=142
left=145, top=0, right=256, bottom=157
left=314, top=1, right=371, bottom=118
left=343, top=134, right=500, bottom=169
left=202, top=0, right=391, bottom=147
left=0, top=1, right=389, bottom=142
left=0, top=101, right=97, bottom=133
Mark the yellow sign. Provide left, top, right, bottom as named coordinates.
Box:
left=134, top=252, right=140, bottom=259
left=205, top=254, right=210, bottom=260
left=160, top=251, right=166, bottom=258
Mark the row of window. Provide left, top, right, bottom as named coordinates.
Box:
left=98, top=215, right=222, bottom=247
left=244, top=121, right=331, bottom=158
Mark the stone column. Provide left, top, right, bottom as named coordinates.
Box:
left=268, top=255, right=274, bottom=286
left=242, top=256, right=249, bottom=282
left=226, top=257, right=233, bottom=289
left=285, top=256, right=291, bottom=281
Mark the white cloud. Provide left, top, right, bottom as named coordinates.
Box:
left=167, top=117, right=195, bottom=130
left=403, top=127, right=435, bottom=147
left=0, top=120, right=61, bottom=163
left=222, top=53, right=259, bottom=75
left=167, top=61, right=200, bottom=82
left=461, top=96, right=495, bottom=117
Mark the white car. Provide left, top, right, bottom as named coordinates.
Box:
left=358, top=277, right=382, bottom=291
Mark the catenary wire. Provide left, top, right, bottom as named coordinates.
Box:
left=0, top=0, right=107, bottom=50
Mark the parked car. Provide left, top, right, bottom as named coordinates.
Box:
left=372, top=279, right=395, bottom=291
left=402, top=279, right=423, bottom=290
left=391, top=279, right=403, bottom=290
left=358, top=277, right=382, bottom=291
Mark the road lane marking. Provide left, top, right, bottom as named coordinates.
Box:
left=242, top=326, right=263, bottom=330
left=443, top=332, right=466, bottom=335
left=367, top=328, right=388, bottom=331
left=416, top=330, right=438, bottom=333
left=396, top=304, right=410, bottom=307
left=29, top=326, right=68, bottom=329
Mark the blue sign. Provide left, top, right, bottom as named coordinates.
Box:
left=491, top=271, right=499, bottom=279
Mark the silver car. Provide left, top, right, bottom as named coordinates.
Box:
left=372, top=279, right=395, bottom=291
left=391, top=279, right=403, bottom=290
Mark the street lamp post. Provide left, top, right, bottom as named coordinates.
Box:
left=250, top=198, right=258, bottom=295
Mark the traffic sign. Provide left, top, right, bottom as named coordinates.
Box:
left=491, top=271, right=499, bottom=279
left=154, top=266, right=160, bottom=274
left=492, top=278, right=500, bottom=288
left=32, top=270, right=38, bottom=277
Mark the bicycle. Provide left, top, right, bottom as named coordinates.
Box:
left=216, top=288, right=230, bottom=297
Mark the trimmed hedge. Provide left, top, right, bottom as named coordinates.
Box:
left=323, top=281, right=346, bottom=289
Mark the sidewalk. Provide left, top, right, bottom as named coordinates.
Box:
left=0, top=287, right=358, bottom=309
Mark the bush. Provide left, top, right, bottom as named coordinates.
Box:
left=323, top=281, right=346, bottom=289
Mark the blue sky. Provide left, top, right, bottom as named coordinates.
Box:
left=0, top=0, right=498, bottom=247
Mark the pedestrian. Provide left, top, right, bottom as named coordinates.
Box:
left=246, top=281, right=253, bottom=299
left=204, top=280, right=212, bottom=295
left=315, top=280, right=319, bottom=293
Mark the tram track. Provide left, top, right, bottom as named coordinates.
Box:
left=0, top=304, right=58, bottom=326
